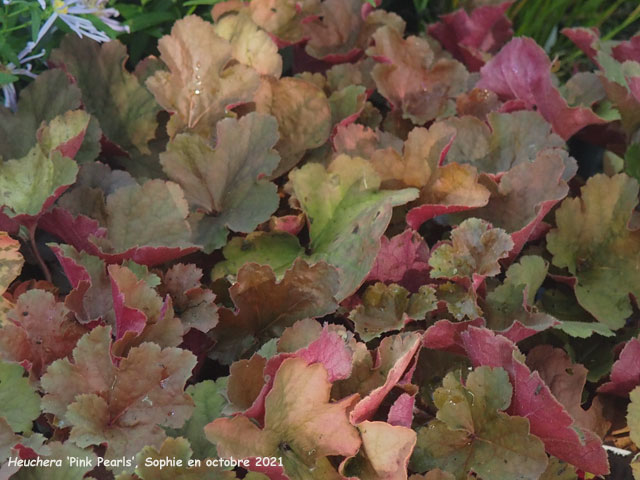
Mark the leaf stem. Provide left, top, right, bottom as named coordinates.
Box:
left=28, top=222, right=51, bottom=283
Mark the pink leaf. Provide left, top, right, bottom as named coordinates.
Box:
left=477, top=37, right=605, bottom=140
left=598, top=338, right=640, bottom=397
left=428, top=1, right=513, bottom=71
left=387, top=392, right=415, bottom=428
left=423, top=318, right=485, bottom=356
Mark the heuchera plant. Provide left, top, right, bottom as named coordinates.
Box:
left=2, top=0, right=640, bottom=479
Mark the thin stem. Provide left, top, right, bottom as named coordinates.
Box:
left=28, top=222, right=52, bottom=283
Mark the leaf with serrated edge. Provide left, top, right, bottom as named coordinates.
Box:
left=41, top=326, right=196, bottom=471
left=0, top=232, right=23, bottom=323
left=547, top=173, right=640, bottom=329
left=411, top=366, right=548, bottom=480
left=147, top=15, right=260, bottom=137
left=0, top=360, right=40, bottom=432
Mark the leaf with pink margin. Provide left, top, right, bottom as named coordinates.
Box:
left=460, top=326, right=609, bottom=476
left=108, top=264, right=183, bottom=358
left=205, top=357, right=361, bottom=479
left=340, top=421, right=417, bottom=480
left=367, top=26, right=469, bottom=124
left=476, top=37, right=605, bottom=140
left=526, top=345, right=610, bottom=438
left=146, top=15, right=260, bottom=138
left=41, top=208, right=107, bottom=254
left=388, top=392, right=415, bottom=428
left=428, top=1, right=513, bottom=71
left=349, top=332, right=422, bottom=424
left=598, top=338, right=640, bottom=397
left=333, top=123, right=403, bottom=159
left=243, top=326, right=353, bottom=423
left=49, top=243, right=114, bottom=325
left=366, top=229, right=431, bottom=290
left=246, top=0, right=320, bottom=46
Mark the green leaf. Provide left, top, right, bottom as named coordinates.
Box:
left=628, top=386, right=640, bottom=448
left=211, top=231, right=304, bottom=281
left=626, top=143, right=640, bottom=182
left=290, top=155, right=418, bottom=300
left=350, top=283, right=437, bottom=342
left=162, top=113, right=280, bottom=253
left=0, top=69, right=81, bottom=161
left=166, top=379, right=228, bottom=459
left=50, top=36, right=160, bottom=154
left=0, top=147, right=78, bottom=219
left=547, top=173, right=640, bottom=329
left=553, top=321, right=615, bottom=339
left=0, top=361, right=40, bottom=432
left=411, top=366, right=548, bottom=480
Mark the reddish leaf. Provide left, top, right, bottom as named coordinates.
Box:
left=423, top=318, right=485, bottom=356
left=388, top=392, right=415, bottom=428
left=366, top=229, right=431, bottom=290
left=598, top=338, right=640, bottom=397
left=477, top=37, right=605, bottom=140
left=428, top=2, right=513, bottom=71
left=461, top=327, right=609, bottom=475
left=349, top=332, right=422, bottom=424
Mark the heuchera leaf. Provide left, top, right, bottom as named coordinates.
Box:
left=89, top=179, right=199, bottom=266
left=428, top=218, right=513, bottom=282
left=165, top=379, right=229, bottom=460
left=211, top=231, right=304, bottom=280
left=255, top=77, right=331, bottom=177
left=461, top=149, right=573, bottom=259
left=0, top=231, right=23, bottom=322
left=0, top=69, right=81, bottom=161
left=388, top=392, right=415, bottom=428
left=290, top=154, right=418, bottom=300
left=346, top=332, right=422, bottom=424
left=146, top=15, right=260, bottom=138
left=483, top=255, right=559, bottom=343
left=49, top=36, right=160, bottom=154
left=0, top=111, right=82, bottom=223
left=350, top=283, right=437, bottom=341
left=367, top=25, right=469, bottom=124
left=49, top=243, right=114, bottom=324
left=428, top=1, right=513, bottom=72
left=41, top=326, right=197, bottom=470
left=440, top=111, right=566, bottom=175
left=205, top=358, right=361, bottom=478
left=160, top=263, right=218, bottom=333
left=340, top=421, right=417, bottom=480
left=598, top=337, right=640, bottom=396
left=108, top=264, right=183, bottom=357
left=0, top=290, right=88, bottom=377
left=228, top=354, right=267, bottom=410
left=366, top=228, right=431, bottom=290
left=628, top=386, right=640, bottom=448
left=163, top=113, right=280, bottom=252
left=213, top=10, right=283, bottom=77
left=245, top=0, right=320, bottom=45
left=546, top=173, right=640, bottom=329
left=368, top=125, right=490, bottom=229
left=210, top=259, right=339, bottom=364
left=526, top=345, right=610, bottom=438
left=411, top=366, right=548, bottom=480
left=0, top=360, right=40, bottom=433
left=476, top=37, right=605, bottom=140
left=461, top=327, right=609, bottom=475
